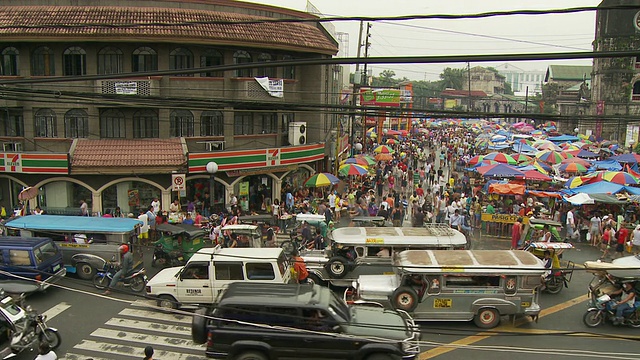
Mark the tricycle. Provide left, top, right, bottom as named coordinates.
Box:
left=152, top=224, right=210, bottom=268
left=523, top=242, right=575, bottom=294
left=583, top=261, right=640, bottom=327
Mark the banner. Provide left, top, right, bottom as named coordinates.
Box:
left=239, top=181, right=249, bottom=196
left=360, top=88, right=401, bottom=107
left=254, top=77, right=284, bottom=98
left=115, top=82, right=138, bottom=95
left=127, top=189, right=140, bottom=207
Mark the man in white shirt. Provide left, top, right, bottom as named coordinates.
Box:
left=327, top=192, right=337, bottom=214
left=565, top=207, right=578, bottom=241
left=151, top=197, right=161, bottom=214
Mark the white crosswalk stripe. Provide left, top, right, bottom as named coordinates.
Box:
left=60, top=301, right=206, bottom=360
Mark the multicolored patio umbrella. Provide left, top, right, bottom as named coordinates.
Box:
left=600, top=171, right=640, bottom=185
left=339, top=164, right=369, bottom=176
left=511, top=153, right=532, bottom=163
left=534, top=142, right=562, bottom=151
left=558, top=162, right=588, bottom=174
left=475, top=163, right=525, bottom=178
left=386, top=138, right=397, bottom=145
left=355, top=154, right=376, bottom=166
left=483, top=152, right=517, bottom=165
left=304, top=172, right=340, bottom=187
left=567, top=149, right=599, bottom=159
left=523, top=170, right=552, bottom=182
left=565, top=175, right=597, bottom=189
left=560, top=157, right=591, bottom=167
left=535, top=150, right=565, bottom=164
left=467, top=155, right=484, bottom=166
left=341, top=157, right=370, bottom=166
left=375, top=153, right=393, bottom=161
left=373, top=145, right=395, bottom=154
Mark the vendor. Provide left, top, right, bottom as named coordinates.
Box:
left=169, top=199, right=180, bottom=213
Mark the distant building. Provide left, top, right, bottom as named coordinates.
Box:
left=469, top=66, right=505, bottom=95
left=494, top=63, right=544, bottom=95
left=544, top=65, right=592, bottom=89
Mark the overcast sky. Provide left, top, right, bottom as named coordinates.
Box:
left=240, top=0, right=601, bottom=81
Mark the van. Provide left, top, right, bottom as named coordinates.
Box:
left=302, top=225, right=468, bottom=287
left=349, top=250, right=545, bottom=329
left=146, top=245, right=292, bottom=309
left=0, top=237, right=66, bottom=292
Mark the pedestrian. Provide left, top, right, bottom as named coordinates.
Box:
left=614, top=222, right=629, bottom=259
left=143, top=345, right=154, bottom=360
left=511, top=217, right=523, bottom=250
left=35, top=342, right=57, bottom=360
left=632, top=225, right=640, bottom=255
left=80, top=199, right=89, bottom=216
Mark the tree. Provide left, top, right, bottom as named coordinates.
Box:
left=379, top=70, right=396, bottom=87
left=504, top=82, right=514, bottom=95
left=439, top=67, right=466, bottom=90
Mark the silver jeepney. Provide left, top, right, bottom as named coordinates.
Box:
left=350, top=250, right=545, bottom=329
left=302, top=225, right=467, bottom=287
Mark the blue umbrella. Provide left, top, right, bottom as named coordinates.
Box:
left=476, top=163, right=525, bottom=178
left=609, top=153, right=640, bottom=164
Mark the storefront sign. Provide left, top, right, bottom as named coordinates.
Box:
left=0, top=153, right=69, bottom=174
left=239, top=182, right=249, bottom=196
left=172, top=174, right=186, bottom=191
left=188, top=143, right=324, bottom=173
left=254, top=77, right=284, bottom=98
left=360, top=88, right=401, bottom=107
left=128, top=189, right=140, bottom=207
left=481, top=213, right=529, bottom=225
left=226, top=165, right=297, bottom=178
left=115, top=82, right=138, bottom=95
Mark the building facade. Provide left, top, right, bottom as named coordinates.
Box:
left=469, top=66, right=505, bottom=95
left=494, top=63, right=545, bottom=95
left=0, top=0, right=338, bottom=215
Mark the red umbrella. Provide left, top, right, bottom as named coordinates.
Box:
left=467, top=155, right=484, bottom=166
left=523, top=170, right=552, bottom=181
left=18, top=187, right=39, bottom=201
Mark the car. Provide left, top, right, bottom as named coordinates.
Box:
left=192, top=282, right=420, bottom=360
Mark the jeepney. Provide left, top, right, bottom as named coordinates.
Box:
left=302, top=225, right=467, bottom=287
left=349, top=250, right=546, bottom=328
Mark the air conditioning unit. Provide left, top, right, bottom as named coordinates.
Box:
left=205, top=141, right=225, bottom=152
left=3, top=142, right=22, bottom=152
left=288, top=122, right=307, bottom=146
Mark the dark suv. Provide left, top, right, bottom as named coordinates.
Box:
left=192, top=283, right=419, bottom=360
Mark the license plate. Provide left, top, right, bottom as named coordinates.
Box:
left=52, top=264, right=61, bottom=272
left=434, top=298, right=452, bottom=308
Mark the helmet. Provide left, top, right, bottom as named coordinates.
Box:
left=119, top=244, right=129, bottom=253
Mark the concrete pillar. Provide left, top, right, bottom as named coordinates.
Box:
left=45, top=181, right=72, bottom=207
left=161, top=190, right=172, bottom=212
left=91, top=191, right=102, bottom=216
left=117, top=182, right=131, bottom=213
left=272, top=177, right=282, bottom=204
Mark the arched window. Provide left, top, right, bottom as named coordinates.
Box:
left=200, top=49, right=223, bottom=77
left=170, top=110, right=194, bottom=137
left=281, top=54, right=295, bottom=80
left=63, top=46, right=86, bottom=76
left=133, top=109, right=159, bottom=138
left=0, top=108, right=24, bottom=137
left=132, top=47, right=158, bottom=72
left=1, top=47, right=19, bottom=76
left=64, top=109, right=89, bottom=138
left=233, top=50, right=252, bottom=77
left=34, top=109, right=57, bottom=138
left=633, top=81, right=640, bottom=101
left=200, top=110, right=224, bottom=136
left=32, top=46, right=55, bottom=76
left=170, top=48, right=193, bottom=76
left=257, top=53, right=275, bottom=78
left=100, top=109, right=125, bottom=138
left=98, top=47, right=123, bottom=75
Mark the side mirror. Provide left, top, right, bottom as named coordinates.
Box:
left=111, top=255, right=116, bottom=262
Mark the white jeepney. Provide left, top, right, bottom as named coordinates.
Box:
left=146, top=245, right=292, bottom=309
left=303, top=225, right=467, bottom=287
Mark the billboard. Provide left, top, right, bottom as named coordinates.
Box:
left=360, top=89, right=401, bottom=107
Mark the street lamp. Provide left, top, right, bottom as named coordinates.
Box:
left=574, top=127, right=579, bottom=135
left=206, top=161, right=218, bottom=213
left=354, top=143, right=363, bottom=154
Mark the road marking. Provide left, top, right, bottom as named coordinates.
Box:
left=90, top=328, right=201, bottom=350
left=42, top=302, right=71, bottom=321
left=419, top=293, right=587, bottom=359
left=73, top=339, right=206, bottom=360
left=105, top=317, right=192, bottom=336
left=493, top=327, right=640, bottom=341
left=61, top=353, right=112, bottom=360
left=118, top=308, right=192, bottom=324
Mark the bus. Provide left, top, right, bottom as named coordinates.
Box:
left=2, top=215, right=141, bottom=280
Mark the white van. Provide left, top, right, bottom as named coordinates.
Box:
left=302, top=225, right=468, bottom=287
left=146, top=245, right=292, bottom=309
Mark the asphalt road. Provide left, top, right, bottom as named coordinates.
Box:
left=14, top=236, right=640, bottom=360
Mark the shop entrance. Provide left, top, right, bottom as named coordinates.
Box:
left=186, top=178, right=225, bottom=215
left=234, top=175, right=273, bottom=214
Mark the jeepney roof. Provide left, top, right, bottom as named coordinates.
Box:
left=331, top=226, right=467, bottom=246
left=295, top=214, right=326, bottom=222
left=395, top=250, right=545, bottom=274
left=221, top=224, right=259, bottom=231
left=191, top=246, right=284, bottom=263
left=528, top=242, right=574, bottom=250
left=4, top=215, right=142, bottom=233
left=528, top=219, right=562, bottom=227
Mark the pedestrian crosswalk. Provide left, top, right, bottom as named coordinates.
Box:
left=60, top=300, right=206, bottom=360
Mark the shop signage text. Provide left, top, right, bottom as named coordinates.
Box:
left=0, top=153, right=69, bottom=174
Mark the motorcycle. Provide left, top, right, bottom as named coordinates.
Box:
left=583, top=293, right=640, bottom=328
left=93, top=261, right=148, bottom=293
left=152, top=243, right=186, bottom=268
left=6, top=302, right=60, bottom=355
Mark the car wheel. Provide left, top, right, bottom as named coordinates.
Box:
left=582, top=309, right=603, bottom=328
left=236, top=351, right=268, bottom=360
left=306, top=273, right=326, bottom=287
left=77, top=263, right=95, bottom=280
left=365, top=353, right=401, bottom=360
left=391, top=286, right=419, bottom=312
left=157, top=295, right=178, bottom=310
left=192, top=307, right=209, bottom=344
left=326, top=256, right=349, bottom=279
left=473, top=308, right=500, bottom=329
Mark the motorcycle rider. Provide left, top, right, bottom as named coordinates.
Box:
left=35, top=342, right=57, bottom=360
left=103, top=244, right=133, bottom=295
left=610, top=282, right=637, bottom=325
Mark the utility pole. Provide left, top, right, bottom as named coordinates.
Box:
left=350, top=21, right=365, bottom=157
left=524, top=85, right=529, bottom=114
left=467, top=62, right=472, bottom=113
left=362, top=23, right=372, bottom=87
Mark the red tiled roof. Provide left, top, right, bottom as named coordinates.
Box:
left=0, top=6, right=338, bottom=54
left=71, top=138, right=186, bottom=168
left=440, top=89, right=488, bottom=97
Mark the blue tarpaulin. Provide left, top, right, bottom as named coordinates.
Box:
left=512, top=143, right=538, bottom=154
left=548, top=135, right=580, bottom=142
left=592, top=159, right=622, bottom=171
left=563, top=181, right=625, bottom=195
left=4, top=215, right=142, bottom=233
